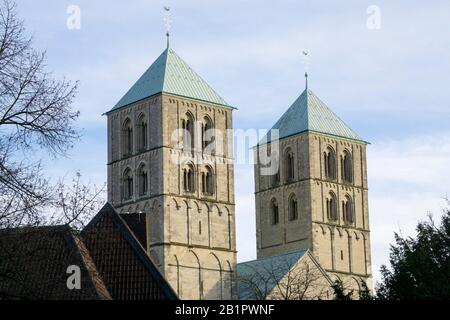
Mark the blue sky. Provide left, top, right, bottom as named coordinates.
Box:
left=15, top=0, right=450, bottom=285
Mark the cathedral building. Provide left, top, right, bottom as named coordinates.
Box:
left=252, top=80, right=373, bottom=292
left=105, top=46, right=237, bottom=300
left=105, top=41, right=372, bottom=299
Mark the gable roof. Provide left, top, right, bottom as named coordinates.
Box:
left=82, top=203, right=178, bottom=300
left=260, top=89, right=366, bottom=145
left=0, top=226, right=111, bottom=300
left=110, top=48, right=232, bottom=112
left=236, top=250, right=332, bottom=300
left=0, top=204, right=178, bottom=300
left=237, top=250, right=308, bottom=300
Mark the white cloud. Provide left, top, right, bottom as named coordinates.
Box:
left=369, top=133, right=450, bottom=188
left=368, top=132, right=450, bottom=287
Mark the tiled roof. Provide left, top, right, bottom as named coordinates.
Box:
left=0, top=204, right=178, bottom=300
left=82, top=203, right=178, bottom=300
left=260, top=89, right=365, bottom=144
left=110, top=48, right=232, bottom=112
left=120, top=213, right=147, bottom=249
left=0, top=226, right=111, bottom=300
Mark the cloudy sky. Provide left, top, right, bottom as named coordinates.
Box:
left=15, top=0, right=450, bottom=285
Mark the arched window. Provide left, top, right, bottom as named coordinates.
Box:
left=271, top=170, right=280, bottom=187
left=122, top=118, right=133, bottom=156
left=123, top=168, right=134, bottom=200
left=285, top=149, right=295, bottom=182
left=270, top=199, right=279, bottom=225
left=202, top=166, right=214, bottom=195
left=138, top=163, right=148, bottom=196
left=182, top=113, right=195, bottom=150
left=137, top=114, right=148, bottom=152
left=343, top=195, right=354, bottom=224
left=202, top=116, right=214, bottom=153
left=183, top=164, right=195, bottom=193
left=288, top=194, right=298, bottom=221
left=326, top=192, right=338, bottom=221
left=324, top=147, right=336, bottom=180
left=269, top=146, right=280, bottom=187
left=341, top=150, right=353, bottom=183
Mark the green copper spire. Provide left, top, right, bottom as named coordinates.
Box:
left=260, top=88, right=366, bottom=144
left=109, top=48, right=232, bottom=112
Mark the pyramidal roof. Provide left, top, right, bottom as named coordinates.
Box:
left=110, top=47, right=231, bottom=112
left=260, top=88, right=365, bottom=144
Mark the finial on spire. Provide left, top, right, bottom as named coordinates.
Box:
left=301, top=50, right=310, bottom=90
left=305, top=72, right=308, bottom=90
left=163, top=6, right=172, bottom=48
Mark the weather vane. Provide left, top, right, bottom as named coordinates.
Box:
left=301, top=50, right=310, bottom=89
left=163, top=6, right=172, bottom=48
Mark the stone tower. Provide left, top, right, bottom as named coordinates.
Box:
left=106, top=47, right=237, bottom=300
left=254, top=86, right=372, bottom=291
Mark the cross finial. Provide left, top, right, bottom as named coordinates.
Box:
left=164, top=6, right=172, bottom=48
left=301, top=50, right=310, bottom=90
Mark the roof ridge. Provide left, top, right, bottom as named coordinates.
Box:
left=161, top=48, right=170, bottom=91
left=69, top=233, right=112, bottom=300
left=305, top=88, right=310, bottom=130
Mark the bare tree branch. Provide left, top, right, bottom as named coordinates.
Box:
left=0, top=0, right=79, bottom=157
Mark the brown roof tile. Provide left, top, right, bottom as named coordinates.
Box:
left=0, top=226, right=112, bottom=300
left=82, top=203, right=178, bottom=300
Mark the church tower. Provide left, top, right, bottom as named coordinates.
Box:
left=105, top=46, right=237, bottom=300
left=254, top=82, right=372, bottom=291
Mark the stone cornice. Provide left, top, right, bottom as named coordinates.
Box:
left=256, top=178, right=368, bottom=195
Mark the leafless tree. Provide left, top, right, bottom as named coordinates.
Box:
left=51, top=172, right=105, bottom=230
left=0, top=0, right=79, bottom=152
left=0, top=0, right=106, bottom=299
left=238, top=255, right=332, bottom=300
left=0, top=0, right=104, bottom=231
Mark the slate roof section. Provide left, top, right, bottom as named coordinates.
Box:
left=260, top=89, right=366, bottom=145
left=110, top=48, right=232, bottom=112
left=82, top=203, right=178, bottom=300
